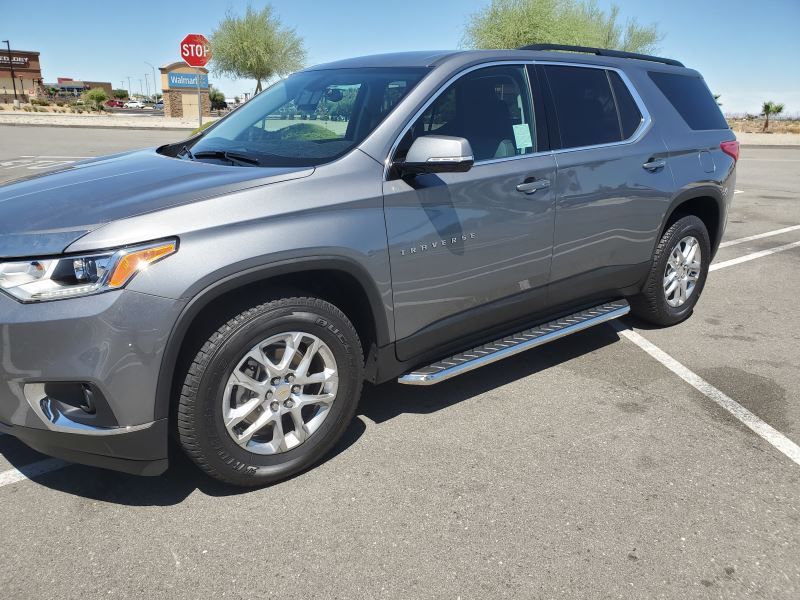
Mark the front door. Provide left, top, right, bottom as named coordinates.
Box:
left=383, top=64, right=556, bottom=361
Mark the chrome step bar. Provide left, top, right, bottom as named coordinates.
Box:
left=398, top=300, right=630, bottom=386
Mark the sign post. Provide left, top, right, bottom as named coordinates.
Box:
left=179, top=34, right=211, bottom=127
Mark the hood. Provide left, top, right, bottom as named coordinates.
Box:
left=0, top=148, right=313, bottom=258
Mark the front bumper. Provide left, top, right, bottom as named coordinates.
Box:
left=0, top=288, right=185, bottom=475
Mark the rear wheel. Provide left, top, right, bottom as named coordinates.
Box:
left=177, top=296, right=363, bottom=486
left=629, top=215, right=710, bottom=326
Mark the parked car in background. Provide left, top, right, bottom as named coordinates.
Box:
left=105, top=100, right=124, bottom=108
left=123, top=100, right=145, bottom=109
left=0, top=45, right=737, bottom=487
left=153, top=101, right=164, bottom=110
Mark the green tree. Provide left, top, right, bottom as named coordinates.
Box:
left=113, top=88, right=128, bottom=99
left=761, top=100, right=784, bottom=132
left=83, top=88, right=109, bottom=111
left=210, top=4, right=306, bottom=93
left=463, top=0, right=663, bottom=54
left=208, top=85, right=226, bottom=109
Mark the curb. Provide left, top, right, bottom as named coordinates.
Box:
left=0, top=121, right=195, bottom=132
left=740, top=144, right=800, bottom=150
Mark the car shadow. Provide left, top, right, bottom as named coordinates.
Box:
left=3, top=325, right=622, bottom=505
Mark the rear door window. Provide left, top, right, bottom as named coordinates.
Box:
left=543, top=65, right=621, bottom=149
left=648, top=71, right=728, bottom=130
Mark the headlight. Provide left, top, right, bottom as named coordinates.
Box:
left=0, top=239, right=177, bottom=302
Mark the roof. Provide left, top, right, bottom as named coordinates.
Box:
left=306, top=49, right=691, bottom=74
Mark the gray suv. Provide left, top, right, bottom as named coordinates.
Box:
left=0, top=45, right=738, bottom=485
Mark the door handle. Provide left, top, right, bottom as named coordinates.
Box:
left=516, top=179, right=550, bottom=194
left=642, top=159, right=666, bottom=172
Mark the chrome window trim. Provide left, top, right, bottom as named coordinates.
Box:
left=383, top=59, right=652, bottom=179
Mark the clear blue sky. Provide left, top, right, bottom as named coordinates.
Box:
left=2, top=0, right=798, bottom=114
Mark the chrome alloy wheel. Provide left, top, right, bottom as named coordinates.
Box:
left=222, top=332, right=339, bottom=455
left=663, top=235, right=702, bottom=308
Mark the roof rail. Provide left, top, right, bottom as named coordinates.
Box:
left=518, top=44, right=684, bottom=68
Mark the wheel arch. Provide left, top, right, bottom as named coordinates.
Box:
left=154, top=257, right=391, bottom=421
left=659, top=186, right=725, bottom=258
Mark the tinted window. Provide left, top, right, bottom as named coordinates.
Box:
left=544, top=65, right=620, bottom=148
left=396, top=65, right=536, bottom=162
left=649, top=71, right=728, bottom=130
left=190, top=67, right=427, bottom=167
left=609, top=71, right=643, bottom=139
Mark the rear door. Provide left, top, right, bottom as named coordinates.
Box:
left=538, top=63, right=674, bottom=305
left=383, top=63, right=557, bottom=361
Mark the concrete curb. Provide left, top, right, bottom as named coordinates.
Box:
left=740, top=144, right=800, bottom=150
left=0, top=121, right=194, bottom=132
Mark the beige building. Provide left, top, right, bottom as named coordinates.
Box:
left=159, top=61, right=211, bottom=118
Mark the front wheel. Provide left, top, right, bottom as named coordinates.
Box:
left=177, top=296, right=364, bottom=486
left=629, top=215, right=711, bottom=326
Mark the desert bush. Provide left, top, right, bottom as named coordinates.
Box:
left=31, top=98, right=50, bottom=106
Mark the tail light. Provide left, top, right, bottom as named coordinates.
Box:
left=720, top=140, right=740, bottom=163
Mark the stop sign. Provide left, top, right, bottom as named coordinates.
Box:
left=180, top=34, right=211, bottom=68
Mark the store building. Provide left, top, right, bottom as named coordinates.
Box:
left=0, top=49, right=43, bottom=102
left=159, top=61, right=210, bottom=118
left=44, top=78, right=114, bottom=99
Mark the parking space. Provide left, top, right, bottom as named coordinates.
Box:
left=0, top=130, right=798, bottom=598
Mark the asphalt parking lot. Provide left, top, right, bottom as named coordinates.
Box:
left=1, top=126, right=799, bottom=599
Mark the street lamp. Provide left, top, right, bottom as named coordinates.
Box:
left=2, top=40, right=19, bottom=106
left=144, top=73, right=150, bottom=101
left=145, top=61, right=158, bottom=102
left=126, top=76, right=132, bottom=99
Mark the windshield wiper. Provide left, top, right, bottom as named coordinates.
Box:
left=178, top=145, right=195, bottom=160
left=192, top=150, right=261, bottom=166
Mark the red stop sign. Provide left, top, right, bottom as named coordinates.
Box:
left=180, top=34, right=211, bottom=68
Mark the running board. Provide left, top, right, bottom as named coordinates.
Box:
left=398, top=300, right=630, bottom=385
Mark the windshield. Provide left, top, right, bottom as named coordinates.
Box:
left=190, top=67, right=428, bottom=167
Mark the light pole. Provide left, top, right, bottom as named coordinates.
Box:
left=138, top=78, right=143, bottom=98
left=126, top=76, right=132, bottom=99
left=144, top=73, right=150, bottom=101
left=2, top=40, right=19, bottom=106
left=144, top=61, right=158, bottom=102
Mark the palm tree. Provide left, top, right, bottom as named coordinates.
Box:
left=761, top=101, right=784, bottom=132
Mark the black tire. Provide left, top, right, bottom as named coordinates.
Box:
left=629, top=215, right=711, bottom=327
left=177, top=296, right=363, bottom=487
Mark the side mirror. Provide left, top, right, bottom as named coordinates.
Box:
left=396, top=135, right=474, bottom=176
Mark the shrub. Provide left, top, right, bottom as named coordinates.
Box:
left=55, top=101, right=64, bottom=107
left=190, top=120, right=215, bottom=135
left=31, top=98, right=50, bottom=106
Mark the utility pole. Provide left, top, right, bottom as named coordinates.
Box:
left=126, top=76, right=132, bottom=99
left=2, top=40, right=19, bottom=107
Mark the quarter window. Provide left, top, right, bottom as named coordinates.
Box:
left=543, top=65, right=622, bottom=149
left=609, top=71, right=643, bottom=139
left=396, top=65, right=537, bottom=163
left=648, top=71, right=728, bottom=130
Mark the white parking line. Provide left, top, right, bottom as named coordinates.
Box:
left=0, top=458, right=69, bottom=488
left=711, top=240, right=800, bottom=271
left=19, top=155, right=91, bottom=159
left=617, top=327, right=800, bottom=466
left=720, top=224, right=800, bottom=248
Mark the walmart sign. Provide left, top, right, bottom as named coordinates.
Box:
left=168, top=73, right=209, bottom=89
